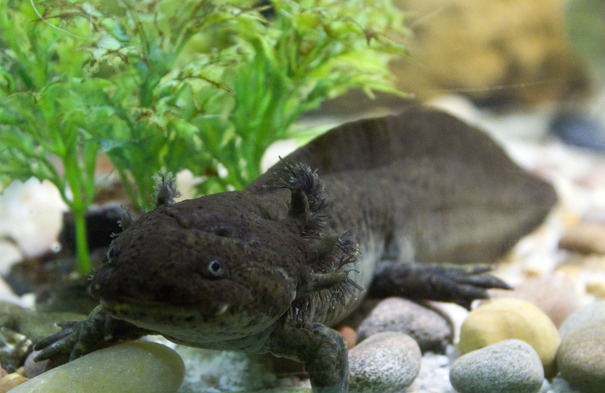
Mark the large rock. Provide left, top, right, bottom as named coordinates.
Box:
left=392, top=0, right=587, bottom=105
left=458, top=298, right=560, bottom=377
left=348, top=332, right=421, bottom=393
left=450, top=339, right=544, bottom=393
left=10, top=342, right=184, bottom=393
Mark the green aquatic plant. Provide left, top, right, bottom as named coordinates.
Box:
left=0, top=0, right=407, bottom=274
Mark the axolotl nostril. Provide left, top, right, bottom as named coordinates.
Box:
left=35, top=106, right=557, bottom=393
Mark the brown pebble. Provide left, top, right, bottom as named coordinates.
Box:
left=488, top=273, right=582, bottom=327
left=586, top=280, right=605, bottom=298
left=559, top=222, right=605, bottom=254
left=337, top=326, right=357, bottom=349
left=0, top=373, right=28, bottom=393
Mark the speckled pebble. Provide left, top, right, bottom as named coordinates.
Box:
left=356, top=297, right=452, bottom=353
left=458, top=298, right=560, bottom=377
left=10, top=342, right=184, bottom=393
left=348, top=332, right=421, bottom=393
left=0, top=373, right=28, bottom=393
left=450, top=339, right=544, bottom=393
left=557, top=322, right=605, bottom=393
left=176, top=346, right=276, bottom=392
left=559, top=300, right=605, bottom=338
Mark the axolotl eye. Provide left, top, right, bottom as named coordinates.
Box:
left=206, top=258, right=227, bottom=278
left=106, top=245, right=119, bottom=265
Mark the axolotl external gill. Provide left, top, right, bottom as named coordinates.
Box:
left=35, top=106, right=557, bottom=393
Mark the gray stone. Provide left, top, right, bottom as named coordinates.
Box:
left=10, top=342, right=184, bottom=393
left=175, top=346, right=276, bottom=392
left=450, top=339, right=544, bottom=393
left=557, top=322, right=605, bottom=393
left=559, top=300, right=605, bottom=338
left=357, top=297, right=452, bottom=353
left=349, top=332, right=421, bottom=393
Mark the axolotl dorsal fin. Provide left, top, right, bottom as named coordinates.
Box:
left=264, top=106, right=537, bottom=178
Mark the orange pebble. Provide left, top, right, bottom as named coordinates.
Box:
left=338, top=325, right=357, bottom=349
left=0, top=373, right=29, bottom=393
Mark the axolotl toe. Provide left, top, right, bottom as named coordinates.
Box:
left=35, top=106, right=557, bottom=393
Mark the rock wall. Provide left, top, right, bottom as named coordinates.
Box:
left=392, top=0, right=588, bottom=106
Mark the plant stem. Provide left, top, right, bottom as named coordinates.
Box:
left=72, top=204, right=91, bottom=274
left=63, top=139, right=92, bottom=275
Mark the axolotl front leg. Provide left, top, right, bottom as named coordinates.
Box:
left=34, top=306, right=149, bottom=362
left=269, top=318, right=348, bottom=393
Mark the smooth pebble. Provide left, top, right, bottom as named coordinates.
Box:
left=559, top=221, right=605, bottom=254
left=338, top=325, right=357, bottom=349
left=356, top=297, right=452, bottom=353
left=488, top=274, right=582, bottom=327
left=0, top=373, right=28, bottom=393
left=557, top=322, right=605, bottom=393
left=458, top=298, right=560, bottom=377
left=450, top=339, right=544, bottom=393
left=558, top=300, right=605, bottom=338
left=348, top=332, right=421, bottom=393
left=10, top=342, right=184, bottom=393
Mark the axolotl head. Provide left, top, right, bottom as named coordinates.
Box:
left=89, top=190, right=308, bottom=346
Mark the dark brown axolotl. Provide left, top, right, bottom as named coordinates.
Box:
left=35, top=106, right=557, bottom=392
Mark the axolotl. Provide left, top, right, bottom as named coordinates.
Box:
left=35, top=106, right=557, bottom=392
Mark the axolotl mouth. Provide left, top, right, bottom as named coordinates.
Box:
left=99, top=296, right=281, bottom=347
left=99, top=297, right=230, bottom=327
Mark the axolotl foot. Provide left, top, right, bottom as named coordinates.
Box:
left=269, top=319, right=349, bottom=393
left=369, top=261, right=511, bottom=309
left=34, top=306, right=148, bottom=363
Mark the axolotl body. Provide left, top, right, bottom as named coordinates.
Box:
left=35, top=106, right=557, bottom=392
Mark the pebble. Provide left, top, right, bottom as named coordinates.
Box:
left=556, top=322, right=605, bottom=393
left=586, top=280, right=605, bottom=298
left=558, top=300, right=605, bottom=338
left=488, top=274, right=582, bottom=327
left=458, top=298, right=560, bottom=377
left=450, top=339, right=544, bottom=393
left=356, top=297, right=452, bottom=353
left=348, top=332, right=421, bottom=393
left=338, top=325, right=357, bottom=349
left=0, top=373, right=28, bottom=393
left=176, top=346, right=276, bottom=392
left=551, top=113, right=605, bottom=152
left=9, top=342, right=184, bottom=393
left=559, top=222, right=605, bottom=254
